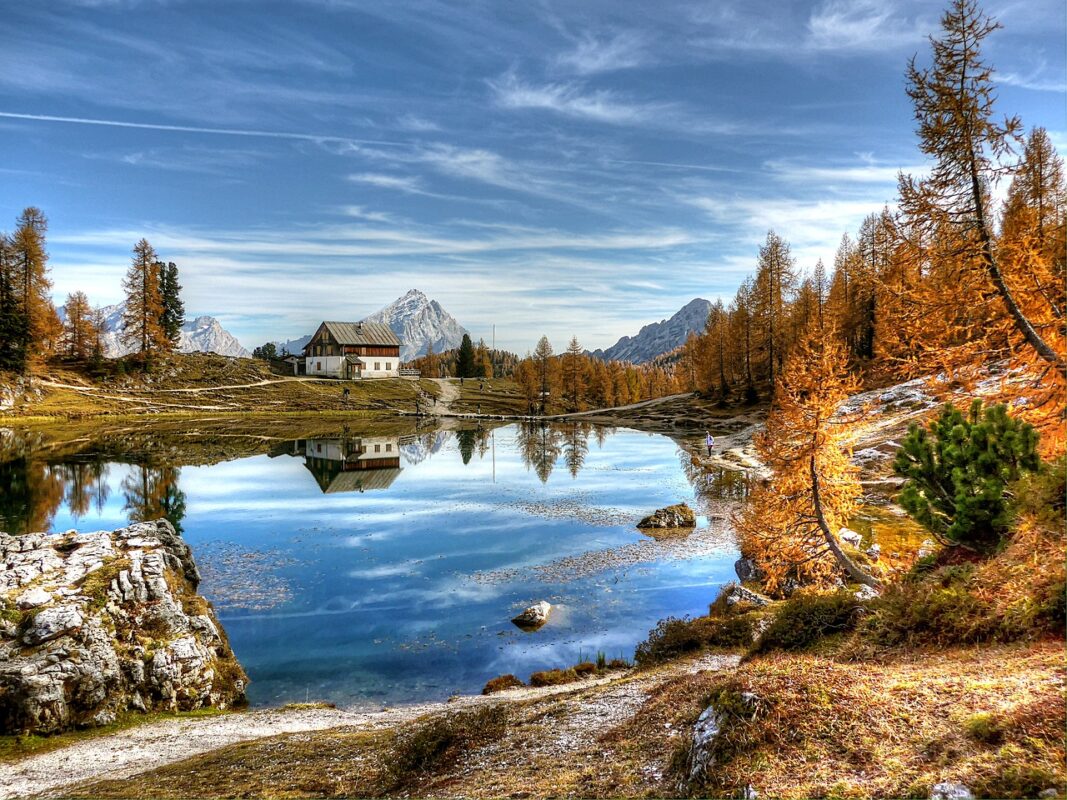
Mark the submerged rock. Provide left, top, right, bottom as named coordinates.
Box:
left=838, top=527, right=863, bottom=547
left=0, top=520, right=246, bottom=735
left=512, top=601, right=552, bottom=630
left=637, top=503, right=696, bottom=529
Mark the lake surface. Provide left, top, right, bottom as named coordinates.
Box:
left=0, top=422, right=743, bottom=709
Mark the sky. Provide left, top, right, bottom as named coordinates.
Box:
left=0, top=0, right=1064, bottom=354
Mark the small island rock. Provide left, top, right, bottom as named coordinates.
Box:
left=512, top=600, right=552, bottom=630
left=637, top=503, right=696, bottom=529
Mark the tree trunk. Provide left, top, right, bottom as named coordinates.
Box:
left=810, top=454, right=880, bottom=589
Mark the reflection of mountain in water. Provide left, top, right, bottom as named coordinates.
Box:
left=398, top=432, right=450, bottom=466
left=298, top=436, right=403, bottom=494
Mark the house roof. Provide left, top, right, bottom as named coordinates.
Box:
left=323, top=467, right=402, bottom=493
left=308, top=321, right=401, bottom=349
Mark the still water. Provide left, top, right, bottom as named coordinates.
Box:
left=1, top=423, right=742, bottom=708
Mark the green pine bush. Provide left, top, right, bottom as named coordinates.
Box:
left=893, top=400, right=1040, bottom=548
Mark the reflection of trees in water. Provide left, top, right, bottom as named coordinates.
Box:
left=0, top=458, right=66, bottom=534
left=456, top=430, right=476, bottom=465
left=563, top=423, right=591, bottom=478
left=679, top=453, right=751, bottom=503
left=0, top=456, right=114, bottom=534
left=518, top=422, right=563, bottom=483
left=122, top=464, right=187, bottom=535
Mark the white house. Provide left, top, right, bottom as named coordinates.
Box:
left=301, top=321, right=401, bottom=379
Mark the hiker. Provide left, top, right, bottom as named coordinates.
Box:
left=342, top=387, right=350, bottom=405
left=705, top=431, right=715, bottom=456
left=479, top=380, right=484, bottom=391
left=432, top=396, right=437, bottom=408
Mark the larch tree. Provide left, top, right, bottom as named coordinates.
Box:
left=563, top=336, right=585, bottom=411
left=733, top=325, right=879, bottom=594
left=753, top=230, right=798, bottom=389
left=63, top=291, right=96, bottom=360
left=897, top=0, right=1066, bottom=453
left=122, top=239, right=167, bottom=364
left=533, top=335, right=554, bottom=411
left=11, top=207, right=57, bottom=365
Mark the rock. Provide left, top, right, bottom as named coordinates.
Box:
left=512, top=601, right=552, bottom=630
left=866, top=543, right=881, bottom=561
left=838, top=527, right=863, bottom=547
left=685, top=692, right=760, bottom=786
left=0, top=520, right=246, bottom=735
left=1038, top=790, right=1058, bottom=799
left=637, top=503, right=696, bottom=529
left=744, top=786, right=759, bottom=800
left=854, top=584, right=879, bottom=601
left=22, top=605, right=84, bottom=646
left=918, top=539, right=937, bottom=559
left=734, top=556, right=765, bottom=584
left=930, top=783, right=973, bottom=800
left=719, top=583, right=771, bottom=607
left=16, top=587, right=52, bottom=610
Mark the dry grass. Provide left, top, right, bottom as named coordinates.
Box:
left=610, top=640, right=1066, bottom=799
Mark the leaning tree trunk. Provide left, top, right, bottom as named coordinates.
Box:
left=810, top=455, right=880, bottom=589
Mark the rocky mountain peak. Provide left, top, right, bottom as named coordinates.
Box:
left=592, top=298, right=712, bottom=364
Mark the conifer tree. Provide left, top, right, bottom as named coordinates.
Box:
left=62, top=291, right=95, bottom=360
left=753, top=231, right=797, bottom=388
left=456, top=333, right=476, bottom=378
left=894, top=400, right=1040, bottom=548
left=533, top=335, right=554, bottom=411
left=0, top=232, right=28, bottom=372
left=11, top=207, right=56, bottom=365
left=122, top=239, right=167, bottom=365
left=158, top=261, right=185, bottom=350
left=734, top=325, right=878, bottom=594
left=901, top=0, right=1063, bottom=379
left=563, top=336, right=585, bottom=411
left=475, top=338, right=492, bottom=379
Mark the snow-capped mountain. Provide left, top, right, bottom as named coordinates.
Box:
left=364, top=289, right=468, bottom=362
left=591, top=298, right=712, bottom=364
left=63, top=302, right=251, bottom=358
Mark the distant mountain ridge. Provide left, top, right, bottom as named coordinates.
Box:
left=591, top=298, right=712, bottom=364
left=276, top=290, right=469, bottom=362
left=59, top=302, right=251, bottom=358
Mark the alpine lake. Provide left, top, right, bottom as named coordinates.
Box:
left=0, top=417, right=748, bottom=709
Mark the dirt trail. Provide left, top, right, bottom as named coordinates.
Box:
left=428, top=378, right=461, bottom=414
left=0, top=655, right=740, bottom=799
left=544, top=392, right=696, bottom=419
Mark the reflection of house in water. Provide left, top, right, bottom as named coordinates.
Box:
left=299, top=436, right=403, bottom=494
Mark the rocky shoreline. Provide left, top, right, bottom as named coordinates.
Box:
left=0, top=520, right=246, bottom=735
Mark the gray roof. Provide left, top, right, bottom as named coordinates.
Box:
left=319, top=321, right=400, bottom=347
left=324, top=468, right=402, bottom=493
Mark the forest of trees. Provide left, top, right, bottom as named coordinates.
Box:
left=0, top=211, right=186, bottom=373
left=733, top=0, right=1066, bottom=593
left=407, top=339, right=520, bottom=380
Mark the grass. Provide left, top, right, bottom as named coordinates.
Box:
left=0, top=708, right=230, bottom=764
left=482, top=674, right=524, bottom=694
left=751, top=590, right=862, bottom=654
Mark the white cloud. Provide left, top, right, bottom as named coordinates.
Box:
left=348, top=172, right=425, bottom=193
left=806, top=0, right=926, bottom=52
left=489, top=73, right=668, bottom=125
left=555, top=32, right=650, bottom=75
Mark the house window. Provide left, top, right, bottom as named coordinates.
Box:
left=374, top=444, right=381, bottom=453
left=385, top=444, right=392, bottom=452
left=316, top=361, right=321, bottom=370
left=375, top=362, right=380, bottom=370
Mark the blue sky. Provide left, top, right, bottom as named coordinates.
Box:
left=1, top=0, right=1063, bottom=353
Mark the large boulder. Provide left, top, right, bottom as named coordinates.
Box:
left=512, top=601, right=552, bottom=630
left=719, top=583, right=771, bottom=607
left=0, top=520, right=246, bottom=735
left=637, top=503, right=696, bottom=530
left=684, top=691, right=761, bottom=787
left=734, top=557, right=765, bottom=584
left=838, top=527, right=863, bottom=547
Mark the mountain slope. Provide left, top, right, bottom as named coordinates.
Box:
left=63, top=302, right=251, bottom=358
left=363, top=289, right=468, bottom=361
left=592, top=298, right=711, bottom=364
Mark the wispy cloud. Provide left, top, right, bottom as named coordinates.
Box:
left=995, top=64, right=1067, bottom=93
left=489, top=72, right=668, bottom=125
left=806, top=0, right=927, bottom=52
left=555, top=32, right=650, bottom=75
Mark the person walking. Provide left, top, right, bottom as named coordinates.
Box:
left=705, top=431, right=715, bottom=456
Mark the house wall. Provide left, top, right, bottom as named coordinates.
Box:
left=303, top=355, right=399, bottom=378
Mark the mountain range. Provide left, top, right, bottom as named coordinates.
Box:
left=275, top=289, right=469, bottom=362
left=591, top=298, right=712, bottom=364
left=60, top=302, right=251, bottom=358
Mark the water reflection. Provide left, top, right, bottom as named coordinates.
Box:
left=0, top=421, right=744, bottom=708
left=300, top=436, right=403, bottom=493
